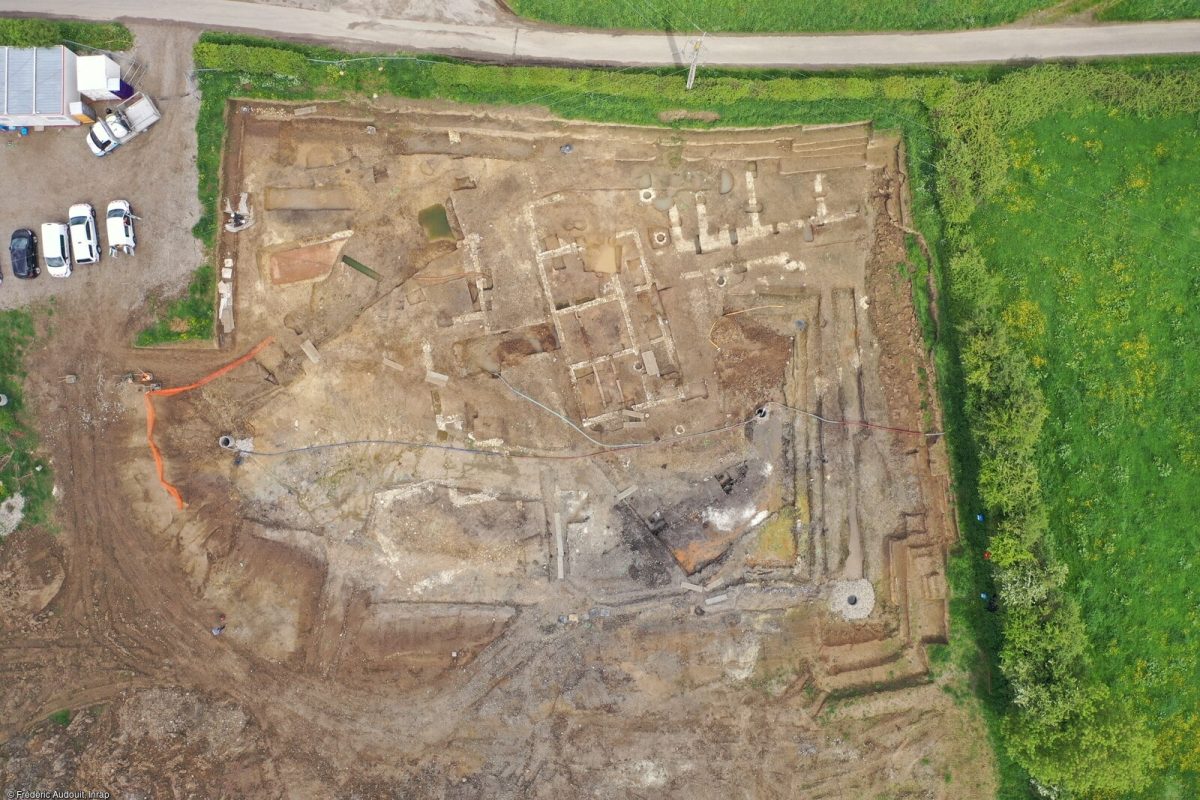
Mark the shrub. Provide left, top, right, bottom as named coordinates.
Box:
left=194, top=42, right=308, bottom=77
left=1006, top=680, right=1156, bottom=796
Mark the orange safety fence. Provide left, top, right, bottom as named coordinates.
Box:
left=144, top=337, right=275, bottom=509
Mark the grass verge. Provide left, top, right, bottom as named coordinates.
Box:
left=0, top=17, right=133, bottom=50
left=0, top=309, right=54, bottom=535
left=1098, top=0, right=1200, bottom=21
left=507, top=0, right=1058, bottom=33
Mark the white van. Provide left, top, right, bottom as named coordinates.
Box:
left=40, top=223, right=72, bottom=278
left=106, top=200, right=136, bottom=256
left=68, top=203, right=100, bottom=265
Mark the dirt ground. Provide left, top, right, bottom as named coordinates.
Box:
left=0, top=92, right=995, bottom=799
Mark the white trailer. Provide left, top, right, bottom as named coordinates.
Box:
left=85, top=93, right=161, bottom=157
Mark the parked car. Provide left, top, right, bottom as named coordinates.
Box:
left=85, top=113, right=130, bottom=157
left=9, top=228, right=38, bottom=279
left=106, top=200, right=136, bottom=256
left=67, top=204, right=100, bottom=265
left=40, top=223, right=72, bottom=278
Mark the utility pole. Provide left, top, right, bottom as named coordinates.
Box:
left=686, top=32, right=706, bottom=90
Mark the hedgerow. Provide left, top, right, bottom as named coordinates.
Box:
left=194, top=42, right=307, bottom=76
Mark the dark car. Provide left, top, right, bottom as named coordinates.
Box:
left=9, top=228, right=39, bottom=279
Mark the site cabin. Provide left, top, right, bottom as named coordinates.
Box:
left=0, top=46, right=94, bottom=128
left=0, top=48, right=130, bottom=131
left=86, top=93, right=160, bottom=157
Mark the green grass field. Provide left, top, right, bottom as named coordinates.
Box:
left=1100, top=0, right=1200, bottom=21
left=509, top=0, right=1200, bottom=31
left=0, top=310, right=54, bottom=533
left=970, top=111, right=1200, bottom=796
left=509, top=0, right=1055, bottom=32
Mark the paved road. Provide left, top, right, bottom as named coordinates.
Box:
left=6, top=0, right=1200, bottom=67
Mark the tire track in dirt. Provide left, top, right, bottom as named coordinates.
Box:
left=0, top=307, right=275, bottom=740
left=12, top=334, right=418, bottom=765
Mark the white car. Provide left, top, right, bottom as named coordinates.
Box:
left=86, top=113, right=130, bottom=157
left=40, top=222, right=72, bottom=278
left=67, top=203, right=100, bottom=265
left=106, top=200, right=136, bottom=256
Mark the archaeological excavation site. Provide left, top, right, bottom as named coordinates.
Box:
left=8, top=99, right=991, bottom=797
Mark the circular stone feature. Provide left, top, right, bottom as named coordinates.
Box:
left=829, top=579, right=874, bottom=620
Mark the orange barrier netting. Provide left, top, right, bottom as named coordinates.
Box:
left=145, top=337, right=275, bottom=509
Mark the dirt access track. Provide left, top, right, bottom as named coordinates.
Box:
left=0, top=99, right=995, bottom=798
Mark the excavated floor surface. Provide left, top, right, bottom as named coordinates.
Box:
left=1, top=99, right=994, bottom=799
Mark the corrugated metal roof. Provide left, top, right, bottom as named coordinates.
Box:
left=6, top=48, right=35, bottom=115
left=35, top=47, right=64, bottom=113
left=0, top=47, right=68, bottom=118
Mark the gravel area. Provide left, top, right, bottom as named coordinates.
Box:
left=0, top=23, right=205, bottom=314
left=830, top=578, right=876, bottom=620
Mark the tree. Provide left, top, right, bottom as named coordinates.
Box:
left=1007, top=681, right=1156, bottom=797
